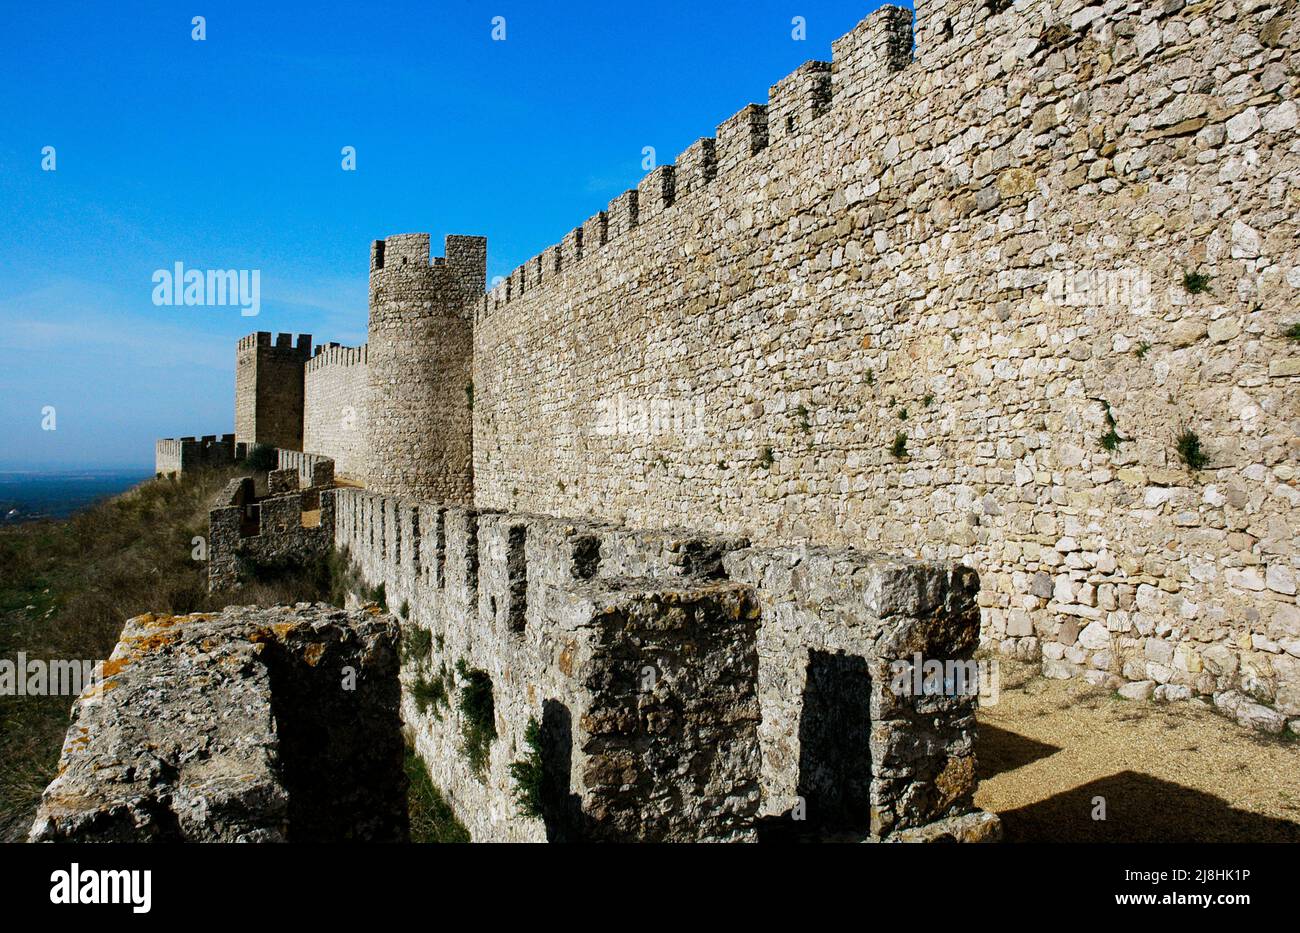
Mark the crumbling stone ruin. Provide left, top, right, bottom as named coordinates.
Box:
left=30, top=605, right=404, bottom=842
left=92, top=0, right=1299, bottom=841
left=207, top=465, right=336, bottom=592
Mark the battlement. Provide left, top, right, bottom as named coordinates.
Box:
left=483, top=4, right=925, bottom=315
left=306, top=342, right=369, bottom=372
left=369, top=232, right=486, bottom=304
left=768, top=61, right=832, bottom=144
left=327, top=487, right=995, bottom=841
left=155, top=433, right=237, bottom=476
left=830, top=2, right=913, bottom=106
left=237, top=331, right=313, bottom=358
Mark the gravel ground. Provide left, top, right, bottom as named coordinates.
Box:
left=974, top=661, right=1300, bottom=842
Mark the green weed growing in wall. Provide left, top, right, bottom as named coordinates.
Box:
left=456, top=660, right=496, bottom=779
left=1175, top=428, right=1208, bottom=471
left=1182, top=269, right=1212, bottom=295
left=509, top=716, right=545, bottom=819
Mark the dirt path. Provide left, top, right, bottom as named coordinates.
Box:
left=975, top=661, right=1300, bottom=842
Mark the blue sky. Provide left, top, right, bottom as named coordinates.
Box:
left=0, top=0, right=900, bottom=470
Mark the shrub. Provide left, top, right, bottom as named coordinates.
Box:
left=401, top=624, right=432, bottom=664
left=1175, top=428, right=1208, bottom=471
left=456, top=661, right=496, bottom=779
left=890, top=431, right=909, bottom=459
left=508, top=717, right=545, bottom=819
left=1182, top=269, right=1212, bottom=295
left=758, top=446, right=775, bottom=469
left=411, top=670, right=448, bottom=717
left=1097, top=399, right=1126, bottom=453
left=1284, top=322, right=1300, bottom=343
left=1134, top=341, right=1152, bottom=359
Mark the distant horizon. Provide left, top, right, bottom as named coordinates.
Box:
left=0, top=464, right=156, bottom=475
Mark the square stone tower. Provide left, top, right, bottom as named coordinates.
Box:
left=235, top=331, right=313, bottom=452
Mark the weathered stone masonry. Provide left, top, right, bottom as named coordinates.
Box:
left=328, top=486, right=995, bottom=841
left=30, top=605, right=405, bottom=843
left=366, top=233, right=482, bottom=504
left=235, top=332, right=313, bottom=452
left=208, top=471, right=334, bottom=592
left=304, top=343, right=370, bottom=482
left=125, top=0, right=1300, bottom=842
left=470, top=0, right=1300, bottom=730
left=155, top=433, right=237, bottom=477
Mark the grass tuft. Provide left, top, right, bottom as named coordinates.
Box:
left=405, top=745, right=470, bottom=842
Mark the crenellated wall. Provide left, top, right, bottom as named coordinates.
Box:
left=208, top=473, right=335, bottom=592
left=327, top=485, right=994, bottom=842
left=470, top=0, right=1300, bottom=729
left=155, top=433, right=237, bottom=476
left=177, top=1, right=1299, bottom=740
left=304, top=343, right=370, bottom=481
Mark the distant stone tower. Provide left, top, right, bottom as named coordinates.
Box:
left=365, top=233, right=485, bottom=502
left=235, top=332, right=313, bottom=452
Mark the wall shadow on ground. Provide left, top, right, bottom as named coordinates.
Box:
left=976, top=723, right=1062, bottom=780
left=995, top=770, right=1300, bottom=843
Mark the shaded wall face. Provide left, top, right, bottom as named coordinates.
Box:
left=237, top=346, right=307, bottom=452
left=30, top=606, right=405, bottom=843
left=471, top=3, right=1300, bottom=711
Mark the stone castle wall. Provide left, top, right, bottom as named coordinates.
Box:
left=328, top=486, right=993, bottom=841
left=155, top=433, right=236, bottom=476
left=304, top=343, right=370, bottom=481
left=235, top=331, right=313, bottom=452
left=471, top=0, right=1300, bottom=726
left=208, top=475, right=334, bottom=592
